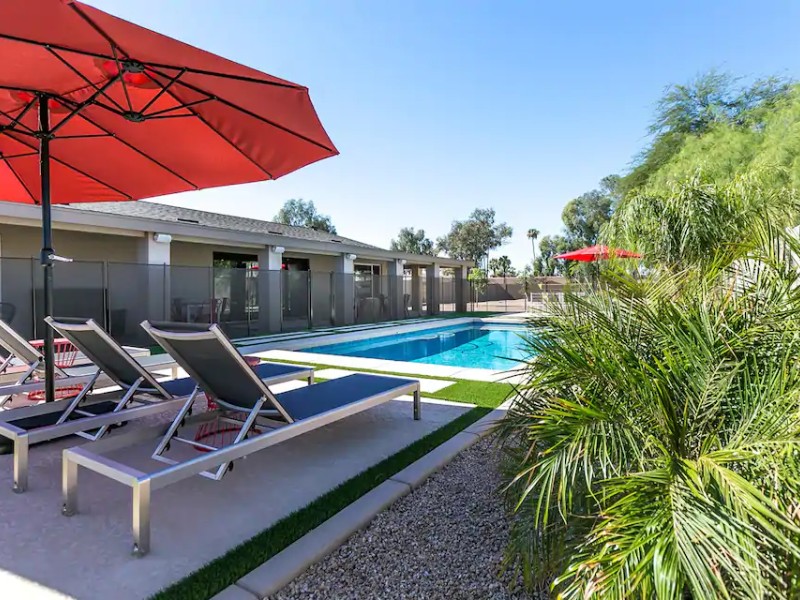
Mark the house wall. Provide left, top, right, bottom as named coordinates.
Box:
left=0, top=223, right=140, bottom=262
left=0, top=224, right=136, bottom=338
left=283, top=252, right=336, bottom=272
left=170, top=241, right=261, bottom=267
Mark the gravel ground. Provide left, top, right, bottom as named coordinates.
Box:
left=271, top=436, right=533, bottom=600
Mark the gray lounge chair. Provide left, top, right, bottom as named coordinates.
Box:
left=0, top=319, right=87, bottom=406
left=0, top=317, right=313, bottom=493
left=62, top=321, right=420, bottom=557
left=0, top=318, right=175, bottom=406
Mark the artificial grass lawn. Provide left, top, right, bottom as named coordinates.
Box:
left=151, top=405, right=495, bottom=600
left=426, top=380, right=515, bottom=408
left=304, top=373, right=514, bottom=409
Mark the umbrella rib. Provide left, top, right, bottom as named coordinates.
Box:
left=157, top=84, right=274, bottom=179
left=66, top=5, right=304, bottom=90
left=111, top=47, right=134, bottom=112
left=62, top=110, right=200, bottom=189
left=45, top=46, right=127, bottom=113
left=1, top=152, right=39, bottom=159
left=4, top=131, right=133, bottom=200
left=0, top=101, right=37, bottom=134
left=185, top=106, right=274, bottom=179
left=145, top=98, right=213, bottom=118
left=68, top=2, right=127, bottom=57
left=49, top=74, right=122, bottom=137
left=0, top=33, right=303, bottom=91
left=139, top=69, right=186, bottom=115
left=57, top=134, right=112, bottom=140
left=169, top=76, right=337, bottom=153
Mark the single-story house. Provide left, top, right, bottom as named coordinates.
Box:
left=0, top=200, right=472, bottom=344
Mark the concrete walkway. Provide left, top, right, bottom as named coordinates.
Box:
left=0, top=392, right=470, bottom=599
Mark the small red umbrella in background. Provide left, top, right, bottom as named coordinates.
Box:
left=555, top=245, right=642, bottom=262
left=0, top=0, right=338, bottom=402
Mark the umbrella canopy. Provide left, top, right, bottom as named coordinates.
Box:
left=0, top=0, right=338, bottom=401
left=555, top=245, right=642, bottom=262
left=0, top=0, right=338, bottom=202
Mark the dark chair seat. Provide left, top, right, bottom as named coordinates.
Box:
left=275, top=373, right=416, bottom=421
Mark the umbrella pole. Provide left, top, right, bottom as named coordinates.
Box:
left=38, top=95, right=55, bottom=404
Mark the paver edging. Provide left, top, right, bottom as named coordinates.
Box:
left=220, top=407, right=505, bottom=599
left=209, top=584, right=259, bottom=600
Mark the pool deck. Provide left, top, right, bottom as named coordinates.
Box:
left=0, top=316, right=526, bottom=599
left=0, top=379, right=471, bottom=599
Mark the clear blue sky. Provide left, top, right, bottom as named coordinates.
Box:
left=90, top=0, right=800, bottom=267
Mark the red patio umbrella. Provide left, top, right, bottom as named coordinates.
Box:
left=0, top=0, right=338, bottom=402
left=555, top=245, right=642, bottom=262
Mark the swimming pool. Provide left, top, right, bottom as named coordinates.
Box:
left=306, top=323, right=532, bottom=370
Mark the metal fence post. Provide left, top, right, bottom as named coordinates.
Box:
left=307, top=271, right=313, bottom=330
left=208, top=265, right=214, bottom=324
left=279, top=269, right=284, bottom=332
left=30, top=258, right=37, bottom=338
left=162, top=264, right=168, bottom=321
left=102, top=261, right=109, bottom=332
left=329, top=272, right=335, bottom=326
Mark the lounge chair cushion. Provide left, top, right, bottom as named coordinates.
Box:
left=275, top=373, right=415, bottom=421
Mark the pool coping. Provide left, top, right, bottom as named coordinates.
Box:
left=240, top=318, right=528, bottom=384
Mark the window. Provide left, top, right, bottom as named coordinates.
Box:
left=354, top=264, right=381, bottom=299
left=212, top=252, right=259, bottom=322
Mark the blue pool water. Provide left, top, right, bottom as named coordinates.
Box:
left=307, top=324, right=532, bottom=370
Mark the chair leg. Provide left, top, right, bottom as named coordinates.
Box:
left=62, top=458, right=78, bottom=516
left=12, top=435, right=29, bottom=493
left=81, top=377, right=143, bottom=441
left=210, top=397, right=265, bottom=481
left=152, top=387, right=200, bottom=460
left=0, top=361, right=38, bottom=407
left=56, top=370, right=101, bottom=426
left=0, top=353, right=14, bottom=376
left=132, top=480, right=151, bottom=557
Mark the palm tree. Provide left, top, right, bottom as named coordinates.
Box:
left=527, top=228, right=540, bottom=274
left=500, top=221, right=800, bottom=597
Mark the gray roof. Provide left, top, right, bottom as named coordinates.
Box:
left=68, top=201, right=383, bottom=250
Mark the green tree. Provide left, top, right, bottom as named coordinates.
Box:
left=518, top=262, right=539, bottom=298
left=606, top=170, right=798, bottom=272
left=621, top=71, right=791, bottom=194
left=437, top=208, right=512, bottom=264
left=274, top=199, right=337, bottom=233
left=389, top=227, right=434, bottom=255
left=488, top=255, right=515, bottom=278
left=526, top=228, right=540, bottom=272
left=628, top=84, right=800, bottom=193
left=534, top=176, right=618, bottom=281
left=501, top=222, right=800, bottom=598
left=534, top=234, right=570, bottom=276
left=466, top=267, right=488, bottom=306
left=561, top=178, right=616, bottom=246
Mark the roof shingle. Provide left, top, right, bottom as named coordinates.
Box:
left=67, top=201, right=383, bottom=250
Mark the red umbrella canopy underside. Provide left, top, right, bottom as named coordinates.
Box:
left=555, top=245, right=642, bottom=262
left=0, top=0, right=338, bottom=204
